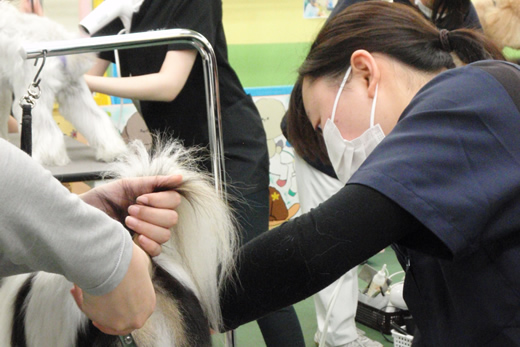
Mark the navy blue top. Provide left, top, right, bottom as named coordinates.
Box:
left=350, top=62, right=520, bottom=345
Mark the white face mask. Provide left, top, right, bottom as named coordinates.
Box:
left=322, top=67, right=385, bottom=184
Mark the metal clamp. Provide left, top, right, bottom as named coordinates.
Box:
left=19, top=50, right=46, bottom=109
left=118, top=334, right=138, bottom=346
left=19, top=82, right=41, bottom=109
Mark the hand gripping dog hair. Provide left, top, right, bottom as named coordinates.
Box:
left=0, top=1, right=127, bottom=166
left=0, top=139, right=238, bottom=346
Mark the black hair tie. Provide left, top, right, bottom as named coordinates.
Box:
left=439, top=29, right=452, bottom=52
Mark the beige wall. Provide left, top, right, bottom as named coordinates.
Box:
left=223, top=0, right=325, bottom=44
left=42, top=0, right=326, bottom=45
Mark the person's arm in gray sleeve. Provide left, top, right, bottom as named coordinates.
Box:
left=0, top=138, right=132, bottom=295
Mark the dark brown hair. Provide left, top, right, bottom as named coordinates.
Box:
left=286, top=75, right=331, bottom=164
left=286, top=1, right=503, bottom=164
left=432, top=0, right=471, bottom=30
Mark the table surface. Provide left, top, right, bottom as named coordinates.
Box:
left=8, top=134, right=112, bottom=182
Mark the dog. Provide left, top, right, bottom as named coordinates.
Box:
left=474, top=0, right=520, bottom=49
left=0, top=1, right=127, bottom=166
left=0, top=139, right=238, bottom=346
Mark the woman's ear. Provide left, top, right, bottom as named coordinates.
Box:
left=350, top=50, right=380, bottom=98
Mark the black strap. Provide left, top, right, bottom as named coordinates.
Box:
left=20, top=104, right=32, bottom=156
left=472, top=61, right=520, bottom=112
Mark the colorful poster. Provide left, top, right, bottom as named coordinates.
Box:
left=254, top=96, right=302, bottom=229
left=303, top=0, right=338, bottom=19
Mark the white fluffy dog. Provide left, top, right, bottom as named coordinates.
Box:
left=0, top=139, right=238, bottom=346
left=474, top=0, right=520, bottom=49
left=0, top=1, right=127, bottom=166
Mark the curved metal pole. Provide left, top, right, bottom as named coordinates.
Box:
left=23, top=29, right=226, bottom=197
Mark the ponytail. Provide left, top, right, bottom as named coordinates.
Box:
left=300, top=2, right=503, bottom=78
left=443, top=28, right=504, bottom=64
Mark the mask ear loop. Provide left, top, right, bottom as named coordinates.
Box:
left=370, top=83, right=378, bottom=127
left=330, top=66, right=352, bottom=122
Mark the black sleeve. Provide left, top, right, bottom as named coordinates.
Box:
left=329, top=0, right=365, bottom=19
left=220, top=183, right=426, bottom=329
left=462, top=3, right=483, bottom=30
left=93, top=18, right=124, bottom=63
left=165, top=0, right=221, bottom=51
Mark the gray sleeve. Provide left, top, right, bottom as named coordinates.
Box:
left=0, top=139, right=133, bottom=296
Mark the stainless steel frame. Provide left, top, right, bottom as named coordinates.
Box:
left=23, top=28, right=226, bottom=196
left=23, top=28, right=234, bottom=346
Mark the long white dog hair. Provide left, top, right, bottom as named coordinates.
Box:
left=0, top=139, right=238, bottom=346
left=0, top=1, right=127, bottom=166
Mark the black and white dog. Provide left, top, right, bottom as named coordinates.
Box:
left=0, top=1, right=127, bottom=166
left=0, top=140, right=238, bottom=346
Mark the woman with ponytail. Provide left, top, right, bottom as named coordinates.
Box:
left=283, top=1, right=489, bottom=346
left=219, top=2, right=520, bottom=345
left=287, top=0, right=489, bottom=165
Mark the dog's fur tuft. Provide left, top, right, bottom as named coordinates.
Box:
left=105, top=139, right=238, bottom=332
left=0, top=139, right=238, bottom=346
left=0, top=1, right=127, bottom=166
left=474, top=0, right=520, bottom=49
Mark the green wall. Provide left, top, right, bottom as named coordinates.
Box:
left=228, top=42, right=311, bottom=88
left=223, top=0, right=326, bottom=90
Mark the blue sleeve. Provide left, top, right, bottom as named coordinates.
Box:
left=350, top=65, right=520, bottom=258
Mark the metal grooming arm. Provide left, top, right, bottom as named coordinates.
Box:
left=23, top=28, right=226, bottom=196
left=23, top=29, right=235, bottom=346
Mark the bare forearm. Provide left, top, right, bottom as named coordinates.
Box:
left=85, top=50, right=197, bottom=102
left=84, top=73, right=181, bottom=102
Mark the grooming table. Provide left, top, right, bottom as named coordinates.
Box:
left=9, top=133, right=111, bottom=182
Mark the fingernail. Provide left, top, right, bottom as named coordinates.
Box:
left=126, top=216, right=138, bottom=228
left=138, top=235, right=148, bottom=245
left=128, top=205, right=140, bottom=216
left=136, top=196, right=149, bottom=205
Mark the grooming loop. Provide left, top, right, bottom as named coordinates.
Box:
left=18, top=51, right=47, bottom=155
left=19, top=50, right=46, bottom=109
